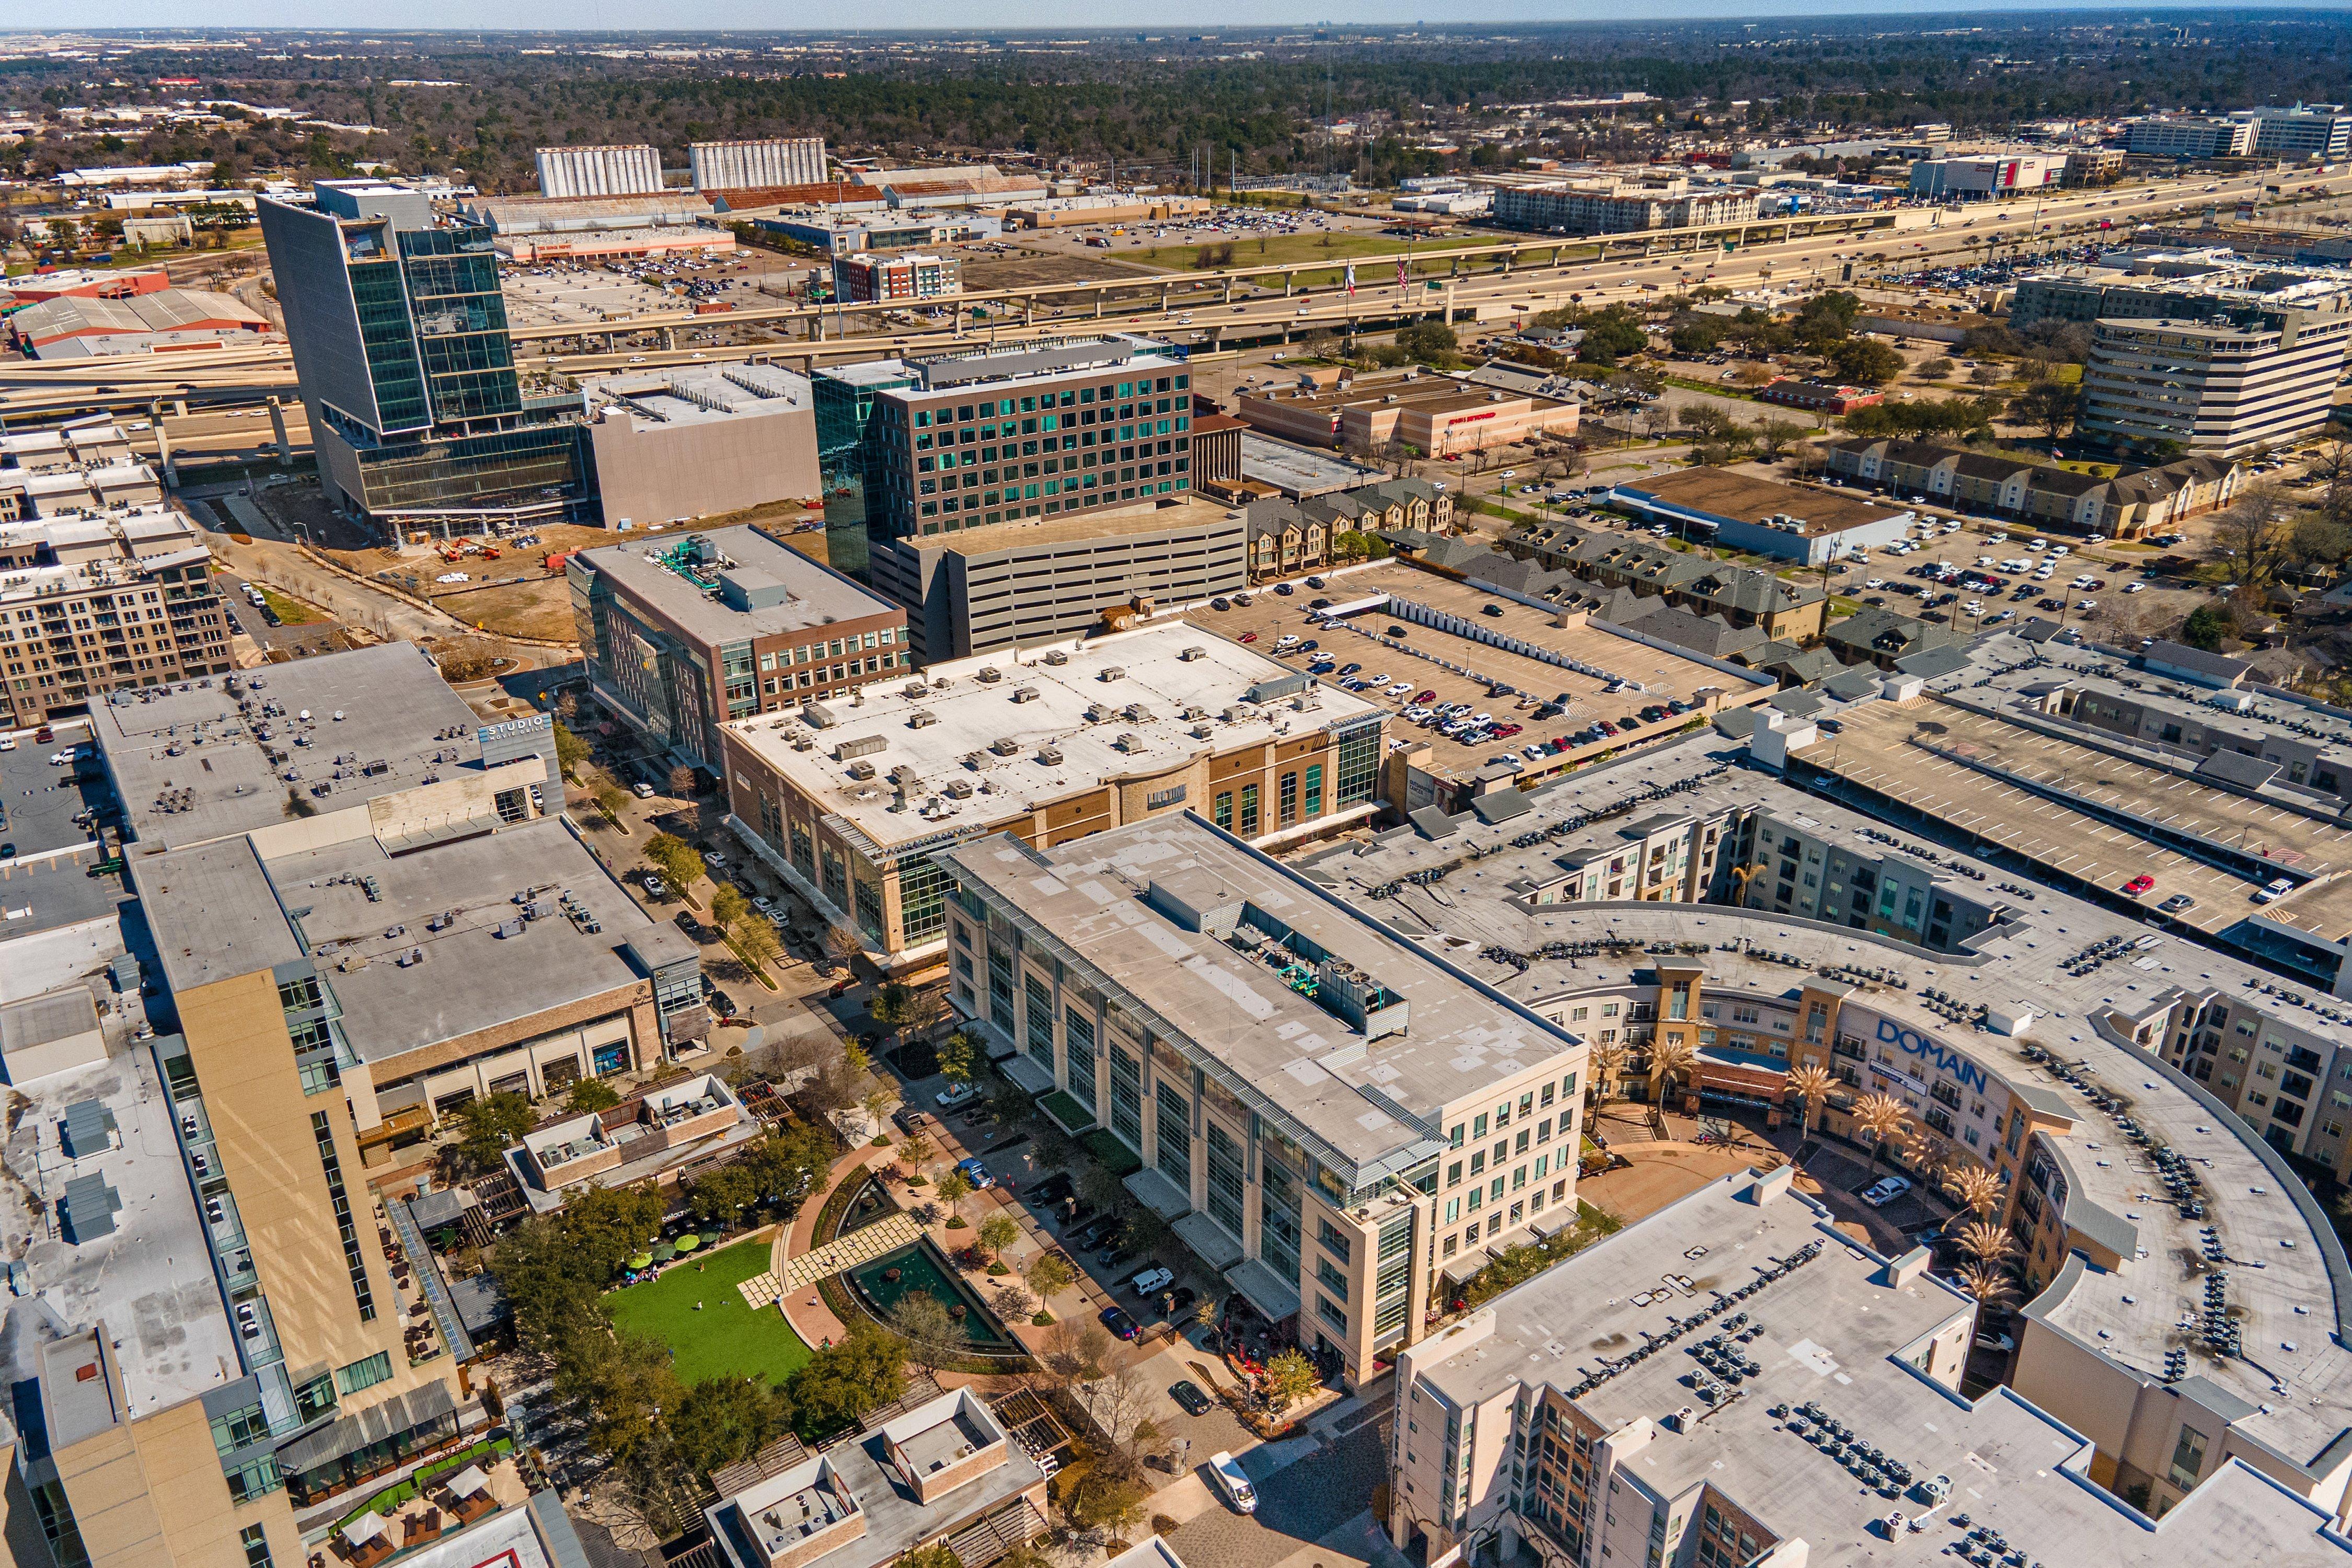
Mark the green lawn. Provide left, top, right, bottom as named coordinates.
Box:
left=607, top=1236, right=812, bottom=1388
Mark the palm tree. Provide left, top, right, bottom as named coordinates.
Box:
left=1853, top=1091, right=1911, bottom=1171
left=1955, top=1223, right=2017, bottom=1266
left=1785, top=1062, right=1834, bottom=1134
left=1945, top=1165, right=2007, bottom=1224
left=1588, top=1041, right=1628, bottom=1106
left=1647, top=1035, right=1698, bottom=1112
left=1955, top=1262, right=2017, bottom=1314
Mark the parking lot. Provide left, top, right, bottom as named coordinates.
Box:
left=1195, top=561, right=1775, bottom=782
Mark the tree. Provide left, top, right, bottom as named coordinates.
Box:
left=1040, top=1318, right=1112, bottom=1383
left=1753, top=418, right=1808, bottom=460
left=556, top=1181, right=667, bottom=1282
left=1955, top=1262, right=2017, bottom=1315
left=2208, top=481, right=2297, bottom=590
left=979, top=1211, right=1022, bottom=1263
left=668, top=764, right=699, bottom=797
left=450, top=1090, right=536, bottom=1172
left=644, top=833, right=705, bottom=896
left=1853, top=1091, right=1911, bottom=1170
left=788, top=1323, right=906, bottom=1438
left=1588, top=1040, right=1627, bottom=1104
left=887, top=1292, right=961, bottom=1378
left=567, top=1077, right=622, bottom=1115
left=932, top=1167, right=975, bottom=1228
left=554, top=1327, right=682, bottom=1463
left=711, top=883, right=750, bottom=933
left=668, top=1375, right=794, bottom=1478
left=869, top=981, right=916, bottom=1030
left=688, top=1160, right=760, bottom=1230
left=741, top=1124, right=839, bottom=1219
left=826, top=923, right=866, bottom=966
left=1828, top=337, right=1906, bottom=387
left=733, top=918, right=782, bottom=973
left=2008, top=380, right=2081, bottom=442
left=1955, top=1221, right=2017, bottom=1265
left=2181, top=602, right=2232, bottom=651
left=1396, top=320, right=1459, bottom=365
left=1025, top=1251, right=1077, bottom=1307
left=592, top=779, right=630, bottom=821
left=1645, top=1036, right=1697, bottom=1111
left=897, top=1547, right=964, bottom=1568
left=1079, top=1166, right=1129, bottom=1212
left=1785, top=1062, right=1834, bottom=1133
left=490, top=1215, right=606, bottom=1353
left=937, top=1031, right=978, bottom=1088
left=552, top=721, right=589, bottom=779
left=1945, top=1164, right=2005, bottom=1222
left=1263, top=1347, right=1322, bottom=1413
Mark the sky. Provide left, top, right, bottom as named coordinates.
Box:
left=17, top=0, right=2344, bottom=32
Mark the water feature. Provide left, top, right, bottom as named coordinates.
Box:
left=846, top=1236, right=1017, bottom=1351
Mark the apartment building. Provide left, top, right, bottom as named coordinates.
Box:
left=572, top=524, right=907, bottom=775
left=2080, top=308, right=2352, bottom=455
left=938, top=812, right=1590, bottom=1388
left=1513, top=529, right=1830, bottom=642
left=831, top=251, right=962, bottom=304
left=0, top=507, right=235, bottom=728
left=2123, top=114, right=2258, bottom=159
left=716, top=622, right=1387, bottom=968
left=1492, top=178, right=1758, bottom=235
left=1823, top=436, right=2242, bottom=536
left=869, top=494, right=1249, bottom=663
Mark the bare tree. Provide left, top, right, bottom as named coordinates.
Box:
left=2209, top=481, right=2298, bottom=591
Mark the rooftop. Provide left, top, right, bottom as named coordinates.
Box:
left=721, top=620, right=1382, bottom=859
left=582, top=363, right=812, bottom=431
left=1237, top=432, right=1381, bottom=498
left=940, top=811, right=1588, bottom=1186
left=1415, top=1168, right=2352, bottom=1567
left=878, top=333, right=1181, bottom=397
left=574, top=524, right=900, bottom=648
left=910, top=494, right=1243, bottom=558
left=1615, top=468, right=1911, bottom=536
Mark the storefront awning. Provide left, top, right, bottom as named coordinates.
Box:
left=1172, top=1211, right=1243, bottom=1272
left=1224, top=1257, right=1302, bottom=1324
left=276, top=1378, right=458, bottom=1476
left=1439, top=1249, right=1492, bottom=1288
left=998, top=1054, right=1056, bottom=1097
left=1123, top=1168, right=1193, bottom=1222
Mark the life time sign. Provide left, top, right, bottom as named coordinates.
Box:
left=1875, top=1017, right=1989, bottom=1096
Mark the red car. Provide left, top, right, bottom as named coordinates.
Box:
left=1239, top=632, right=1258, bottom=643
left=1414, top=689, right=1437, bottom=704
left=2123, top=875, right=2156, bottom=896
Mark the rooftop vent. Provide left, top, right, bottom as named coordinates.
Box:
left=1180, top=645, right=1208, bottom=662
left=944, top=778, right=975, bottom=799
left=1099, top=666, right=1127, bottom=682
left=845, top=760, right=877, bottom=781
left=1085, top=704, right=1113, bottom=722
left=1115, top=732, right=1147, bottom=753
left=908, top=710, right=938, bottom=728
left=902, top=681, right=929, bottom=698
left=1041, top=648, right=1070, bottom=666
left=1037, top=745, right=1064, bottom=766
left=1122, top=703, right=1152, bottom=723
left=976, top=666, right=1004, bottom=684
left=988, top=737, right=1021, bottom=756
left=1011, top=686, right=1041, bottom=704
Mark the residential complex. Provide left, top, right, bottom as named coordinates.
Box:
left=0, top=506, right=234, bottom=728
left=533, top=143, right=664, bottom=199
left=2080, top=308, right=2352, bottom=455
left=1492, top=178, right=1758, bottom=235
left=717, top=621, right=1387, bottom=966
left=571, top=524, right=908, bottom=774
left=938, top=811, right=1590, bottom=1388
left=1824, top=436, right=2242, bottom=535
left=832, top=251, right=963, bottom=304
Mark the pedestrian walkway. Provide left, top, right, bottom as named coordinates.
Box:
left=777, top=1210, right=922, bottom=1288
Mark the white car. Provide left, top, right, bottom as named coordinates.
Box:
left=1864, top=578, right=1886, bottom=590
left=1386, top=683, right=1413, bottom=697
left=936, top=1081, right=979, bottom=1110
left=2123, top=582, right=2147, bottom=594
left=2077, top=599, right=2097, bottom=611
left=632, top=781, right=657, bottom=799
left=49, top=749, right=78, bottom=765
left=2256, top=877, right=2296, bottom=904
left=1130, top=1265, right=1175, bottom=1296
left=1860, top=1175, right=1913, bottom=1207
left=1208, top=1451, right=1258, bottom=1514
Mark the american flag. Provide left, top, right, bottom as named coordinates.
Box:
left=1397, top=257, right=1408, bottom=290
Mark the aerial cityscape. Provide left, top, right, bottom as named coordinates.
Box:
left=10, top=13, right=2352, bottom=1568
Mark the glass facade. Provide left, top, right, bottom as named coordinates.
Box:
left=1334, top=714, right=1383, bottom=807
left=1156, top=1080, right=1193, bottom=1190
left=1261, top=1138, right=1304, bottom=1285
left=395, top=225, right=522, bottom=426
left=1206, top=1121, right=1247, bottom=1237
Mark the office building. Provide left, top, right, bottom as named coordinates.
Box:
left=2238, top=102, right=2352, bottom=159
left=2123, top=115, right=2258, bottom=160
left=1231, top=380, right=1577, bottom=457
left=2008, top=251, right=2352, bottom=331
left=533, top=143, right=663, bottom=199
left=258, top=180, right=595, bottom=532
left=1823, top=436, right=2242, bottom=536
left=716, top=621, right=1386, bottom=967
left=6, top=287, right=270, bottom=359
left=1492, top=178, right=1756, bottom=235
left=871, top=494, right=1248, bottom=663
left=571, top=524, right=907, bottom=775
left=0, top=506, right=233, bottom=727
left=1905, top=151, right=2062, bottom=199
left=2080, top=308, right=2352, bottom=455
left=938, top=810, right=1589, bottom=1388
left=577, top=364, right=823, bottom=531
left=817, top=336, right=1201, bottom=582
left=689, top=136, right=828, bottom=192
left=831, top=251, right=962, bottom=305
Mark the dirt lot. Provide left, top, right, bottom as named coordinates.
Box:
left=1198, top=559, right=1773, bottom=785
left=955, top=246, right=1162, bottom=292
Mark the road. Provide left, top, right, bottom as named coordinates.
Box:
left=1161, top=1400, right=1399, bottom=1568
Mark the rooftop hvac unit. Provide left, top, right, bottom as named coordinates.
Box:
left=1115, top=732, right=1146, bottom=753
left=1192, top=723, right=1216, bottom=739
left=989, top=736, right=1021, bottom=755
left=976, top=666, right=1004, bottom=683
left=944, top=778, right=975, bottom=798
left=1037, top=745, right=1064, bottom=766
left=1122, top=703, right=1152, bottom=722
left=1179, top=705, right=1207, bottom=721
left=903, top=681, right=929, bottom=698
left=1180, top=645, right=1208, bottom=661
left=1099, top=666, right=1127, bottom=682
left=909, top=710, right=938, bottom=728
left=846, top=759, right=877, bottom=780
left=1223, top=706, right=1249, bottom=722
left=1042, top=648, right=1070, bottom=666
left=890, top=764, right=922, bottom=786
left=1085, top=704, right=1112, bottom=722
left=1011, top=686, right=1041, bottom=704
left=835, top=734, right=887, bottom=760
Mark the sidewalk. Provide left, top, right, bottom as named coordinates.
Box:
left=772, top=1138, right=895, bottom=1351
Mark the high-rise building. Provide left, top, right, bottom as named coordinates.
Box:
left=2080, top=308, right=2352, bottom=455
left=688, top=136, right=827, bottom=191
left=532, top=143, right=663, bottom=199
left=258, top=179, right=595, bottom=531
left=2236, top=103, right=2352, bottom=159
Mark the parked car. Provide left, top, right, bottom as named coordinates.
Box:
left=1209, top=1451, right=1257, bottom=1514
left=1131, top=1265, right=1175, bottom=1296
left=955, top=1157, right=996, bottom=1189
left=1170, top=1379, right=1215, bottom=1416
left=936, top=1081, right=979, bottom=1109
left=1974, top=1331, right=2016, bottom=1354
left=1028, top=1172, right=1074, bottom=1207
left=2121, top=874, right=2155, bottom=897
left=641, top=873, right=668, bottom=898
left=1860, top=1175, right=1912, bottom=1207
left=2256, top=877, right=2296, bottom=904
left=1101, top=1306, right=1140, bottom=1341
left=2159, top=893, right=2197, bottom=914
left=632, top=781, right=658, bottom=798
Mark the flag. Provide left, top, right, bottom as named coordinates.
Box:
left=1345, top=261, right=1356, bottom=296
left=1397, top=257, right=1408, bottom=290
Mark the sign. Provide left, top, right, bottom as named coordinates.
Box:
left=1874, top=1017, right=1988, bottom=1095
left=1446, top=410, right=1498, bottom=427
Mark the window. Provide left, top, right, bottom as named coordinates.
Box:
left=241, top=1525, right=274, bottom=1568
left=2168, top=1426, right=2209, bottom=1491
left=1213, top=791, right=1233, bottom=830
left=211, top=1400, right=270, bottom=1455
left=1304, top=763, right=1324, bottom=817
left=1317, top=1257, right=1350, bottom=1301
left=1318, top=1218, right=1353, bottom=1264
left=335, top=1351, right=392, bottom=1396
left=1156, top=1080, right=1192, bottom=1189
left=1317, top=1294, right=1349, bottom=1334
left=1239, top=782, right=1261, bottom=836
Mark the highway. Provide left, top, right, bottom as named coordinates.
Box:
left=0, top=166, right=2327, bottom=420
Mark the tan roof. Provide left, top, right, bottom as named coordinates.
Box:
left=1634, top=467, right=1908, bottom=535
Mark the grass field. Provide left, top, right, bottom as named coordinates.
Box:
left=606, top=1236, right=813, bottom=1388
left=256, top=586, right=321, bottom=626
left=1128, top=229, right=1554, bottom=291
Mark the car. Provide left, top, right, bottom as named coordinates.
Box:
left=1273, top=582, right=1294, bottom=596
left=1170, top=1379, right=1215, bottom=1416
left=1860, top=1175, right=1913, bottom=1207
left=1309, top=597, right=1331, bottom=609
left=1339, top=662, right=1362, bottom=677
left=641, top=873, right=668, bottom=898
left=1028, top=1171, right=1074, bottom=1206
left=1100, top=1306, right=1140, bottom=1341
left=1209, top=1451, right=1258, bottom=1514
left=2160, top=893, right=2197, bottom=914
left=1131, top=1265, right=1175, bottom=1296
left=2256, top=877, right=2296, bottom=904
left=1388, top=625, right=1408, bottom=638
left=1210, top=597, right=1230, bottom=611
left=2123, top=581, right=2147, bottom=594
left=955, top=1157, right=996, bottom=1189
left=1974, top=1332, right=2016, bottom=1354
left=2122, top=874, right=2156, bottom=896
left=707, top=987, right=741, bottom=1019
left=1239, top=632, right=1258, bottom=643
left=936, top=1081, right=979, bottom=1110
left=49, top=749, right=78, bottom=765
left=1414, top=688, right=1437, bottom=704
left=633, top=781, right=658, bottom=799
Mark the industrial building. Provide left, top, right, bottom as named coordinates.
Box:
left=1492, top=178, right=1757, bottom=235
left=2080, top=308, right=2352, bottom=455
left=832, top=250, right=962, bottom=304
left=688, top=136, right=829, bottom=191
left=1602, top=468, right=1915, bottom=564
left=533, top=142, right=664, bottom=199
left=937, top=809, right=1587, bottom=1389
left=5, top=286, right=270, bottom=359
left=869, top=493, right=1250, bottom=662
left=577, top=363, right=824, bottom=530
left=716, top=620, right=1387, bottom=966
left=0, top=505, right=233, bottom=728
left=571, top=524, right=907, bottom=776
left=458, top=190, right=718, bottom=234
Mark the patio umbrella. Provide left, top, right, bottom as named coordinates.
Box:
left=628, top=1253, right=654, bottom=1270
left=652, top=1242, right=676, bottom=1263
left=341, top=1514, right=389, bottom=1550
left=674, top=1233, right=701, bottom=1253
left=447, top=1465, right=491, bottom=1499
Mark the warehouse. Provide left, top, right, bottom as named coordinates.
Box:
left=5, top=286, right=271, bottom=359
